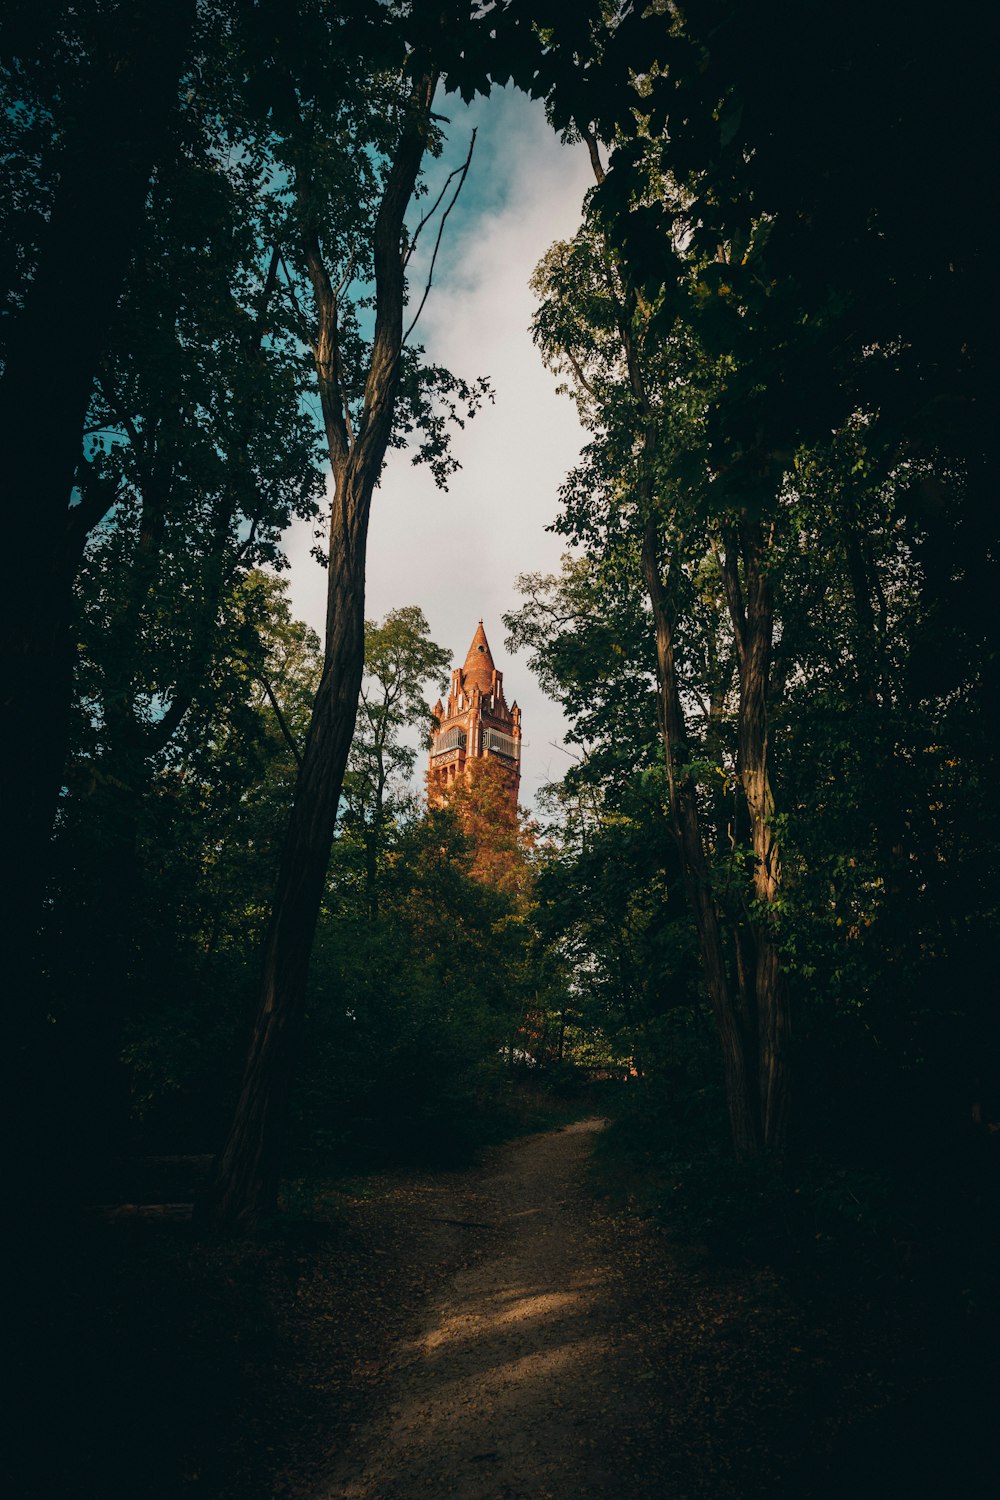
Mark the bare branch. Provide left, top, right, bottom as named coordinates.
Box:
left=259, top=673, right=303, bottom=768
left=278, top=252, right=316, bottom=354
left=296, top=226, right=354, bottom=461
left=403, top=129, right=476, bottom=345
left=404, top=154, right=470, bottom=269
left=711, top=532, right=747, bottom=670
left=246, top=242, right=282, bottom=352
left=333, top=252, right=355, bottom=300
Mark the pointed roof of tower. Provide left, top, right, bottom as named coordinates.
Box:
left=462, top=619, right=496, bottom=693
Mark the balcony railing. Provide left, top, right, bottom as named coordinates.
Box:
left=483, top=729, right=518, bottom=760
left=432, top=727, right=466, bottom=757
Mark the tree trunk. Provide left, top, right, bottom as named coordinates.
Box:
left=204, top=70, right=438, bottom=1228
left=722, top=517, right=790, bottom=1151
left=203, top=515, right=367, bottom=1224
left=582, top=124, right=760, bottom=1156
left=641, top=520, right=760, bottom=1157
left=364, top=826, right=380, bottom=920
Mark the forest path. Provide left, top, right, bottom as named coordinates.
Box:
left=312, top=1118, right=666, bottom=1500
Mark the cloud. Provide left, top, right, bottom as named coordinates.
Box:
left=285, top=87, right=591, bottom=809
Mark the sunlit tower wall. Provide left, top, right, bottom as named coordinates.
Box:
left=427, top=621, right=521, bottom=812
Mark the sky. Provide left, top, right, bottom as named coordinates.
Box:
left=283, top=86, right=593, bottom=809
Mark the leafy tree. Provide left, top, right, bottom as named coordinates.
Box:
left=523, top=201, right=995, bottom=1176
left=206, top=5, right=495, bottom=1226
left=341, top=607, right=450, bottom=917
left=1, top=0, right=198, bottom=1186
left=529, top=206, right=783, bottom=1153
left=515, top=0, right=994, bottom=1160
left=302, top=798, right=531, bottom=1163
left=47, top=570, right=322, bottom=1160
left=22, top=38, right=326, bottom=1176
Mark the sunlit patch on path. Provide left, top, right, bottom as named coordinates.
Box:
left=315, top=1118, right=652, bottom=1500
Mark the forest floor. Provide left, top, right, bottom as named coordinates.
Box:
left=234, top=1113, right=988, bottom=1500
left=11, top=1099, right=995, bottom=1499
left=260, top=1112, right=996, bottom=1500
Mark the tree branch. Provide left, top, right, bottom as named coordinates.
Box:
left=260, top=673, right=303, bottom=768
left=581, top=124, right=606, bottom=186
left=565, top=348, right=597, bottom=397
left=278, top=251, right=314, bottom=350
left=403, top=128, right=476, bottom=345
left=711, top=530, right=748, bottom=670
left=67, top=457, right=121, bottom=556
left=299, top=223, right=354, bottom=462
left=404, top=155, right=468, bottom=269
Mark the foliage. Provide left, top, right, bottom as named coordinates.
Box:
left=301, top=806, right=531, bottom=1163
left=340, top=606, right=451, bottom=914
left=504, top=0, right=998, bottom=1173
left=5, top=9, right=998, bottom=1494
left=47, top=571, right=322, bottom=1148
left=46, top=571, right=552, bottom=1171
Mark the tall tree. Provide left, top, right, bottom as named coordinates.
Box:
left=531, top=216, right=772, bottom=1153
left=518, top=0, right=994, bottom=1154
left=205, top=7, right=489, bottom=1226
left=49, top=570, right=324, bottom=1152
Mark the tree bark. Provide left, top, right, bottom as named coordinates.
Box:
left=641, top=519, right=761, bottom=1156
left=719, top=517, right=789, bottom=1150
left=204, top=69, right=438, bottom=1228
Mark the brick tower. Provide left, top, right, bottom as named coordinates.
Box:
left=427, top=620, right=521, bottom=810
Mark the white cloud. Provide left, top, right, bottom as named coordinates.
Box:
left=285, top=88, right=591, bottom=809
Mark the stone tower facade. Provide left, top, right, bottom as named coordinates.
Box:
left=427, top=621, right=521, bottom=810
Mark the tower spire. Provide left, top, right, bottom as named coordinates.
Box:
left=461, top=620, right=496, bottom=692
left=427, top=618, right=520, bottom=812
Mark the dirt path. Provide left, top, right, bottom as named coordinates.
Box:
left=275, top=1117, right=926, bottom=1500
left=19, top=1115, right=972, bottom=1500
left=313, top=1119, right=661, bottom=1500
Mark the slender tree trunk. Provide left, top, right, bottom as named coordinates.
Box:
left=583, top=119, right=759, bottom=1155
left=365, top=761, right=389, bottom=920
left=642, top=519, right=760, bottom=1156
left=722, top=517, right=790, bottom=1150
left=204, top=70, right=438, bottom=1228
left=204, top=494, right=367, bottom=1224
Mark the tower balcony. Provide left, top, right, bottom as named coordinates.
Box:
left=432, top=727, right=467, bottom=759
left=482, top=728, right=520, bottom=762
